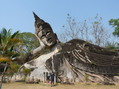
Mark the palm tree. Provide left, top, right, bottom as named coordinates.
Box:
left=0, top=28, right=21, bottom=89
left=0, top=28, right=21, bottom=57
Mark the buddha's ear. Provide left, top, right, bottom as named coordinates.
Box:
left=33, top=12, right=45, bottom=24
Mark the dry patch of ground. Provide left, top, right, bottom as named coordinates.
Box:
left=2, top=82, right=119, bottom=89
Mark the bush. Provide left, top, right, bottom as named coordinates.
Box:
left=22, top=68, right=31, bottom=76
left=7, top=62, right=21, bottom=76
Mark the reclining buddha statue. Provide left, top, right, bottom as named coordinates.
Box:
left=19, top=12, right=119, bottom=84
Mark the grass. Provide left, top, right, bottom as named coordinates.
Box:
left=2, top=82, right=119, bottom=89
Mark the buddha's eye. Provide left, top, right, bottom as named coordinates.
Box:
left=41, top=35, right=45, bottom=39
left=46, top=32, right=50, bottom=36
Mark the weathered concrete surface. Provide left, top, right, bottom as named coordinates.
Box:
left=18, top=12, right=119, bottom=84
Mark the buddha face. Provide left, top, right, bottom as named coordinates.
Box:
left=33, top=12, right=58, bottom=47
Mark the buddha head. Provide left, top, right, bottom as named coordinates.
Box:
left=33, top=12, right=59, bottom=47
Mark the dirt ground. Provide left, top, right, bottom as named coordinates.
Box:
left=2, top=82, right=119, bottom=89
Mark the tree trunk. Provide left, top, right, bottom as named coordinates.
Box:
left=0, top=63, right=8, bottom=89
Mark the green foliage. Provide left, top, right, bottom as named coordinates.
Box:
left=0, top=28, right=22, bottom=76
left=22, top=68, right=31, bottom=76
left=22, top=76, right=26, bottom=81
left=16, top=32, right=39, bottom=56
left=21, top=68, right=32, bottom=81
left=91, top=61, right=96, bottom=65
left=0, top=28, right=21, bottom=59
left=7, top=62, right=21, bottom=75
left=10, top=62, right=20, bottom=72
left=105, top=42, right=119, bottom=51
left=109, top=19, right=119, bottom=37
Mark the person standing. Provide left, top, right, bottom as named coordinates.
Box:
left=50, top=72, right=55, bottom=87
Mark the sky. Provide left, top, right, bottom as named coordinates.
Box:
left=0, top=0, right=119, bottom=35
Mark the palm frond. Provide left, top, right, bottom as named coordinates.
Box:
left=0, top=56, right=11, bottom=62
left=10, top=38, right=22, bottom=44
left=11, top=53, right=20, bottom=58
left=1, top=28, right=7, bottom=38
left=11, top=31, right=19, bottom=38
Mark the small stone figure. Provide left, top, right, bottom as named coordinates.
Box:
left=46, top=73, right=50, bottom=83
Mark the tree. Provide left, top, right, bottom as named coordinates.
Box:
left=109, top=19, right=119, bottom=50
left=105, top=42, right=118, bottom=51
left=59, top=14, right=110, bottom=47
left=109, top=18, right=119, bottom=37
left=91, top=15, right=110, bottom=46
left=7, top=62, right=21, bottom=76
left=60, top=14, right=80, bottom=41
left=16, top=32, right=39, bottom=54
left=60, top=14, right=90, bottom=42
left=0, top=28, right=21, bottom=89
left=15, top=32, right=39, bottom=63
left=0, top=28, right=21, bottom=59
